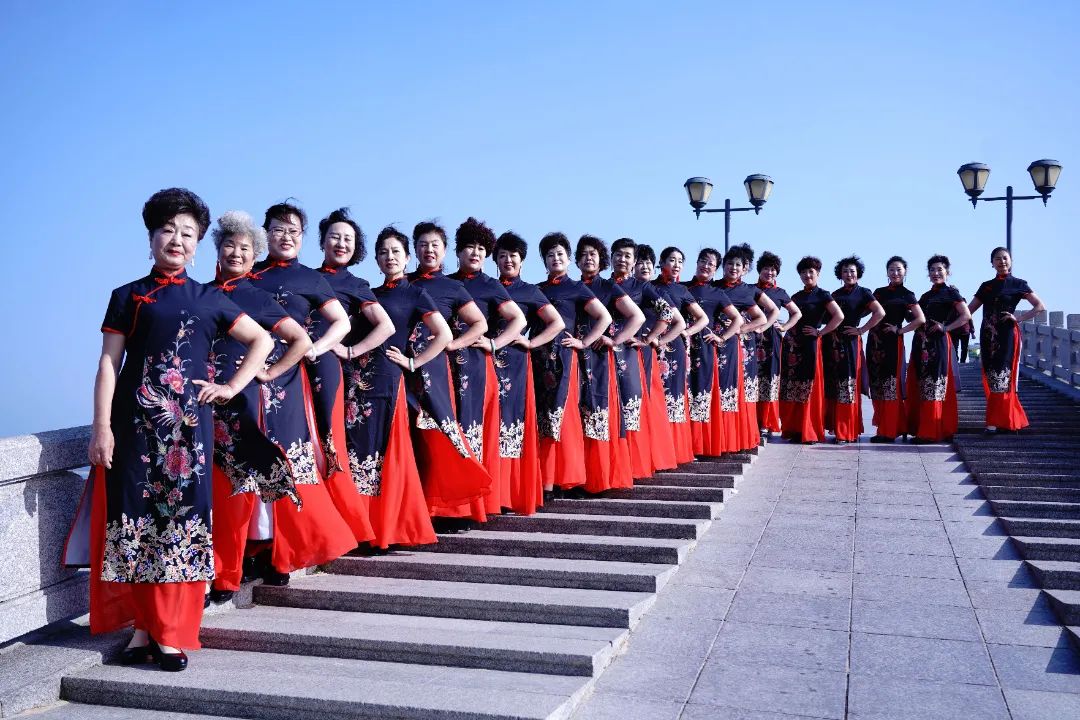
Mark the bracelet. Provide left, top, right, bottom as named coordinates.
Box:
left=408, top=357, right=415, bottom=373
left=347, top=346, right=352, bottom=360
left=490, top=338, right=497, bottom=354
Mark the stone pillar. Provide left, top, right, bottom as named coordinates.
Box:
left=1035, top=309, right=1048, bottom=324
left=1049, top=311, right=1064, bottom=328
left=1068, top=314, right=1080, bottom=330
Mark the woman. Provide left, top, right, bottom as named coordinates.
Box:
left=577, top=235, right=643, bottom=490
left=610, top=237, right=677, bottom=476
left=653, top=247, right=709, bottom=464
left=754, top=251, right=802, bottom=437
left=780, top=257, right=845, bottom=444
left=684, top=248, right=744, bottom=456
left=634, top=244, right=657, bottom=282
left=247, top=202, right=368, bottom=572
left=718, top=244, right=774, bottom=451
left=968, top=246, right=1046, bottom=433
left=67, top=188, right=273, bottom=670
left=449, top=218, right=527, bottom=513
left=494, top=231, right=565, bottom=514
left=408, top=221, right=493, bottom=526
left=867, top=256, right=925, bottom=443
left=823, top=256, right=885, bottom=444
left=206, top=212, right=313, bottom=604
left=535, top=232, right=611, bottom=493
left=907, top=255, right=971, bottom=443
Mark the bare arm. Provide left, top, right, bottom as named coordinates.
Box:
left=611, top=294, right=646, bottom=346
left=446, top=301, right=488, bottom=352
left=570, top=298, right=611, bottom=350
left=709, top=305, right=743, bottom=344
left=523, top=304, right=566, bottom=349
left=656, top=310, right=685, bottom=346
left=779, top=300, right=802, bottom=333
left=88, top=333, right=126, bottom=468
left=818, top=300, right=845, bottom=336
left=1013, top=291, right=1046, bottom=324
left=941, top=301, right=972, bottom=334
left=310, top=299, right=351, bottom=358
left=260, top=317, right=312, bottom=382
left=335, top=302, right=395, bottom=359
left=967, top=296, right=983, bottom=316
left=750, top=294, right=780, bottom=333
left=844, top=300, right=885, bottom=336
left=387, top=311, right=452, bottom=370
left=897, top=305, right=926, bottom=335
left=683, top=302, right=710, bottom=337
left=195, top=316, right=274, bottom=404
left=740, top=305, right=767, bottom=335
left=477, top=301, right=527, bottom=353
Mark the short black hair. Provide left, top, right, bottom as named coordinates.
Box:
left=611, top=237, right=637, bottom=258
left=454, top=217, right=496, bottom=255
left=263, top=200, right=307, bottom=232
left=660, top=246, right=684, bottom=263
left=796, top=256, right=822, bottom=273
left=885, top=255, right=907, bottom=271
left=833, top=254, right=865, bottom=280
left=927, top=254, right=950, bottom=271
left=539, top=232, right=571, bottom=259
left=757, top=251, right=782, bottom=273
left=318, top=207, right=365, bottom=265
left=636, top=244, right=656, bottom=265
left=412, top=220, right=447, bottom=244
left=495, top=231, right=528, bottom=261
left=723, top=242, right=754, bottom=268
left=697, top=247, right=721, bottom=267
left=990, top=246, right=1010, bottom=260
left=375, top=225, right=410, bottom=256
left=576, top=234, right=610, bottom=271
left=142, top=188, right=211, bottom=240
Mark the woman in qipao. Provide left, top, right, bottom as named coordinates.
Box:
left=653, top=247, right=709, bottom=464
left=967, top=246, right=1046, bottom=434
left=494, top=231, right=565, bottom=514
left=780, top=257, right=845, bottom=444
left=684, top=248, right=744, bottom=456
left=866, top=256, right=925, bottom=443
left=822, top=256, right=885, bottom=444
left=754, top=252, right=802, bottom=437
left=449, top=218, right=527, bottom=514
left=68, top=188, right=273, bottom=670
left=907, top=255, right=970, bottom=443
left=407, top=221, right=493, bottom=528
left=535, top=232, right=611, bottom=494
left=206, top=212, right=313, bottom=604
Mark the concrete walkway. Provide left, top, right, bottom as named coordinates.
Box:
left=574, top=433, right=1080, bottom=719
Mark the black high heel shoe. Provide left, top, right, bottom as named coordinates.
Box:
left=150, top=641, right=188, bottom=672
left=119, top=643, right=153, bottom=665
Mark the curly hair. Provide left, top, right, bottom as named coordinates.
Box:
left=211, top=210, right=267, bottom=256
left=454, top=217, right=496, bottom=255
left=262, top=200, right=306, bottom=233
left=885, top=255, right=907, bottom=271
left=495, top=231, right=528, bottom=261
left=318, top=207, right=365, bottom=265
left=575, top=234, right=610, bottom=271
left=796, top=256, right=822, bottom=273
left=412, top=220, right=447, bottom=244
left=697, top=247, right=722, bottom=267
left=660, top=246, right=684, bottom=264
left=636, top=244, right=656, bottom=266
left=723, top=242, right=755, bottom=268
left=833, top=254, right=865, bottom=280
left=757, top=250, right=782, bottom=274
left=375, top=225, right=410, bottom=256
left=142, top=188, right=211, bottom=240
left=927, top=254, right=950, bottom=271
left=539, top=232, right=571, bottom=259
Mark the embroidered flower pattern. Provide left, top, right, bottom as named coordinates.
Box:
left=499, top=420, right=525, bottom=458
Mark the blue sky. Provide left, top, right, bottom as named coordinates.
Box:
left=1, top=1, right=1077, bottom=437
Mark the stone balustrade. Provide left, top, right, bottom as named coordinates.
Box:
left=0, top=425, right=92, bottom=644
left=1020, top=311, right=1080, bottom=389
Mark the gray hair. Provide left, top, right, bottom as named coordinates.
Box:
left=211, top=210, right=268, bottom=257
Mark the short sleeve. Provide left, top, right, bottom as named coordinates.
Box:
left=610, top=283, right=628, bottom=301
left=209, top=289, right=246, bottom=334
left=256, top=292, right=290, bottom=331
left=974, top=281, right=993, bottom=303
left=354, top=277, right=377, bottom=306
left=945, top=286, right=966, bottom=304
left=415, top=286, right=439, bottom=317
left=577, top=283, right=598, bottom=304
left=527, top=285, right=549, bottom=315
left=902, top=289, right=918, bottom=306
left=453, top=283, right=475, bottom=313
left=308, top=274, right=338, bottom=310
left=101, top=286, right=133, bottom=335
left=1016, top=278, right=1033, bottom=296
left=715, top=289, right=733, bottom=310
left=775, top=288, right=792, bottom=306
left=490, top=280, right=513, bottom=307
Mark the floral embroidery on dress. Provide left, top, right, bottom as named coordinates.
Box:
left=986, top=368, right=1011, bottom=394
left=102, top=513, right=214, bottom=583
left=920, top=374, right=948, bottom=402
left=281, top=439, right=319, bottom=486
left=689, top=389, right=712, bottom=422
left=758, top=375, right=780, bottom=402
left=621, top=395, right=642, bottom=432
left=781, top=379, right=813, bottom=404
left=540, top=406, right=564, bottom=440
left=415, top=407, right=439, bottom=431
left=582, top=406, right=610, bottom=441
left=720, top=384, right=740, bottom=412
left=834, top=378, right=857, bottom=405
left=462, top=421, right=484, bottom=462
left=500, top=419, right=525, bottom=458
left=743, top=375, right=760, bottom=403
left=440, top=417, right=472, bottom=458
left=666, top=392, right=687, bottom=424
left=870, top=377, right=898, bottom=402
left=213, top=415, right=300, bottom=506
left=348, top=449, right=383, bottom=496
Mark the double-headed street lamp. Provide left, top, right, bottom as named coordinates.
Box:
left=683, top=174, right=774, bottom=252
left=956, top=159, right=1063, bottom=255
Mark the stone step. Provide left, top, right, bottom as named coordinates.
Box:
left=421, top=530, right=692, bottom=564
left=697, top=451, right=756, bottom=463
left=663, top=461, right=745, bottom=475
left=62, top=648, right=590, bottom=720
left=990, top=500, right=1080, bottom=520
left=255, top=573, right=655, bottom=629
left=602, top=485, right=729, bottom=503
left=329, top=552, right=677, bottom=592
left=200, top=606, right=626, bottom=676
left=483, top=512, right=707, bottom=540
left=1045, top=589, right=1080, bottom=626
left=634, top=473, right=737, bottom=489
left=973, top=474, right=1080, bottom=489
left=1025, top=560, right=1080, bottom=591
left=539, top=497, right=724, bottom=519
left=1012, top=536, right=1080, bottom=563
left=1000, top=517, right=1080, bottom=539
left=982, top=486, right=1080, bottom=503
left=11, top=704, right=240, bottom=719
left=1068, top=626, right=1080, bottom=653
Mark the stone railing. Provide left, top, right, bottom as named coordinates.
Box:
left=1020, top=311, right=1080, bottom=389
left=0, top=426, right=92, bottom=644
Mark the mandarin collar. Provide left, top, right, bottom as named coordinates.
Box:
left=757, top=280, right=776, bottom=290
left=150, top=266, right=188, bottom=283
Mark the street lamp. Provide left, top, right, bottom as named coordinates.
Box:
left=683, top=174, right=774, bottom=252
left=956, top=159, right=1062, bottom=255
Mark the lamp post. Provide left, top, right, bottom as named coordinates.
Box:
left=956, top=159, right=1063, bottom=256
left=683, top=174, right=774, bottom=252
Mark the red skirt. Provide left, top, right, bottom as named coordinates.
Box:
left=872, top=341, right=907, bottom=439
left=758, top=397, right=781, bottom=433
left=735, top=345, right=759, bottom=450
left=481, top=356, right=507, bottom=514
left=367, top=378, right=437, bottom=548
left=302, top=367, right=374, bottom=544
left=210, top=467, right=256, bottom=592
left=540, top=353, right=587, bottom=489
left=644, top=351, right=678, bottom=471
left=627, top=352, right=656, bottom=479
left=81, top=467, right=206, bottom=649
left=271, top=474, right=357, bottom=574
left=585, top=353, right=633, bottom=493
left=984, top=331, right=1029, bottom=431
left=501, top=355, right=543, bottom=515
left=825, top=337, right=864, bottom=442
left=780, top=342, right=825, bottom=443
left=906, top=353, right=958, bottom=442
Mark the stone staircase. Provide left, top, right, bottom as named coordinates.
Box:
left=953, top=362, right=1080, bottom=648
left=26, top=453, right=752, bottom=719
